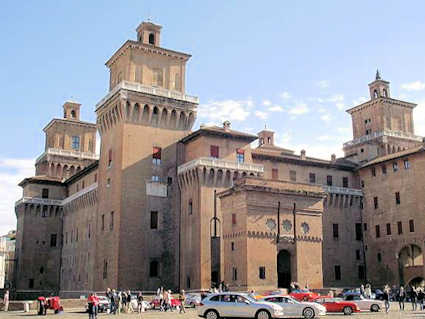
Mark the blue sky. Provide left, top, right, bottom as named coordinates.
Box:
left=1, top=0, right=425, bottom=233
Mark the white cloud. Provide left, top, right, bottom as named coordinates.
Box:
left=317, top=135, right=333, bottom=141
left=352, top=96, right=368, bottom=106
left=0, top=158, right=34, bottom=235
left=320, top=114, right=331, bottom=122
left=268, top=105, right=284, bottom=112
left=328, top=94, right=344, bottom=103
left=254, top=110, right=268, bottom=120
left=262, top=100, right=272, bottom=106
left=316, top=80, right=330, bottom=89
left=287, top=103, right=309, bottom=115
left=336, top=103, right=345, bottom=111
left=197, top=99, right=253, bottom=123
left=280, top=91, right=291, bottom=100
left=401, top=81, right=425, bottom=91
left=413, top=99, right=425, bottom=136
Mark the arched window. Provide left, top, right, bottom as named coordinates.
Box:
left=383, top=89, right=388, bottom=97
left=149, top=33, right=155, bottom=45
left=267, top=137, right=271, bottom=144
left=374, top=90, right=379, bottom=99
left=71, top=110, right=76, bottom=119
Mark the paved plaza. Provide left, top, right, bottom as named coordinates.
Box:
left=1, top=305, right=425, bottom=319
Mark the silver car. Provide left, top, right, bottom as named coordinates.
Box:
left=197, top=292, right=285, bottom=319
left=260, top=295, right=326, bottom=318
left=343, top=294, right=384, bottom=312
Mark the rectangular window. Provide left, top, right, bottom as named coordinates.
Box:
left=42, top=188, right=49, bottom=199
left=386, top=223, right=391, bottom=235
left=210, top=145, right=219, bottom=158
left=355, top=250, right=361, bottom=260
left=50, top=234, right=57, bottom=247
left=108, top=149, right=113, bottom=167
left=334, top=265, right=341, bottom=281
left=106, top=178, right=111, bottom=187
left=404, top=159, right=410, bottom=169
left=88, top=224, right=91, bottom=239
left=152, top=68, right=163, bottom=86
left=377, top=253, right=382, bottom=263
left=382, top=165, right=387, bottom=174
left=151, top=175, right=160, bottom=182
left=29, top=278, right=34, bottom=289
left=272, top=168, right=279, bottom=180
left=94, top=174, right=97, bottom=183
left=364, top=223, right=367, bottom=231
left=327, top=175, right=333, bottom=186
left=395, top=192, right=400, bottom=205
left=355, top=223, right=362, bottom=241
left=371, top=167, right=376, bottom=177
left=397, top=221, right=403, bottom=234
left=231, top=242, right=235, bottom=251
left=393, top=162, right=398, bottom=172
left=65, top=232, right=68, bottom=244
left=232, top=267, right=238, bottom=281
left=259, top=266, right=266, bottom=280
left=289, top=170, right=297, bottom=182
left=232, top=213, right=236, bottom=225
left=309, top=173, right=316, bottom=183
left=358, top=265, right=365, bottom=280
left=71, top=136, right=80, bottom=151
left=236, top=149, right=245, bottom=163
left=373, top=197, right=378, bottom=209
left=332, top=223, right=339, bottom=239
left=188, top=199, right=193, bottom=215
left=361, top=180, right=365, bottom=188
left=375, top=225, right=380, bottom=238
left=409, top=219, right=415, bottom=232
left=101, top=214, right=105, bottom=231
left=342, top=177, right=349, bottom=188
left=153, top=147, right=161, bottom=165
left=150, top=211, right=158, bottom=229
left=110, top=211, right=114, bottom=231
left=103, top=260, right=108, bottom=279
left=149, top=260, right=159, bottom=277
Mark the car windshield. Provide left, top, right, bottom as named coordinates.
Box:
left=241, top=294, right=257, bottom=303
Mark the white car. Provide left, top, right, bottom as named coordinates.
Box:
left=343, top=294, right=384, bottom=312
left=198, top=292, right=285, bottom=319
left=260, top=295, right=326, bottom=319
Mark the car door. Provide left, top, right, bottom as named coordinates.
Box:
left=234, top=295, right=255, bottom=318
left=218, top=294, right=235, bottom=317
left=284, top=296, right=301, bottom=316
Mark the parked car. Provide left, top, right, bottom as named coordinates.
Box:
left=197, top=292, right=285, bottom=319
left=260, top=295, right=326, bottom=319
left=343, top=294, right=383, bottom=312
left=150, top=295, right=182, bottom=309
left=130, top=294, right=152, bottom=311
left=289, top=290, right=320, bottom=302
left=313, top=296, right=360, bottom=315
left=86, top=296, right=110, bottom=313
left=185, top=293, right=202, bottom=307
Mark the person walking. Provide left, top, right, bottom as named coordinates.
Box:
left=88, top=293, right=96, bottom=319
left=178, top=290, right=186, bottom=314
left=116, top=292, right=122, bottom=315
left=399, top=286, right=406, bottom=311
left=121, top=291, right=127, bottom=313
left=3, top=290, right=9, bottom=312
left=137, top=292, right=144, bottom=313
left=111, top=289, right=118, bottom=315
left=360, top=284, right=365, bottom=297
left=383, top=284, right=390, bottom=313
left=106, top=288, right=113, bottom=314
left=159, top=289, right=165, bottom=312
left=411, top=286, right=418, bottom=311
left=417, top=287, right=424, bottom=311
left=167, top=290, right=173, bottom=312
left=126, top=290, right=132, bottom=313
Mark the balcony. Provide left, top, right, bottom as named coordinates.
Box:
left=36, top=148, right=99, bottom=163
left=343, top=130, right=423, bottom=149
left=323, top=185, right=363, bottom=196
left=96, top=80, right=199, bottom=110
left=15, top=197, right=63, bottom=207
left=178, top=157, right=264, bottom=175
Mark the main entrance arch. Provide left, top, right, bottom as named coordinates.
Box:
left=277, top=250, right=291, bottom=288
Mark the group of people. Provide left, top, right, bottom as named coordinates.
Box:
left=105, top=288, right=145, bottom=315
left=1, top=290, right=9, bottom=312
left=156, top=287, right=186, bottom=314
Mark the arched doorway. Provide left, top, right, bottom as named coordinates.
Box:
left=277, top=250, right=291, bottom=288
left=409, top=277, right=424, bottom=287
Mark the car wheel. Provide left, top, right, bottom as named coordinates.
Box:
left=371, top=304, right=379, bottom=312
left=205, top=309, right=220, bottom=319
left=303, top=307, right=315, bottom=319
left=343, top=306, right=353, bottom=315
left=256, top=309, right=271, bottom=319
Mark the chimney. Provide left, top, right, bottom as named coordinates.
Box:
left=331, top=154, right=336, bottom=162
left=300, top=149, right=306, bottom=160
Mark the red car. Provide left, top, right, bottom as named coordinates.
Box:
left=289, top=289, right=320, bottom=301
left=150, top=295, right=181, bottom=309
left=313, top=296, right=360, bottom=315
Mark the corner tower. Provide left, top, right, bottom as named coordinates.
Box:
left=94, top=21, right=198, bottom=291
left=343, top=72, right=423, bottom=163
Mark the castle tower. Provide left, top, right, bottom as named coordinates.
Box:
left=94, top=21, right=198, bottom=290
left=343, top=72, right=423, bottom=163
left=35, top=101, right=98, bottom=179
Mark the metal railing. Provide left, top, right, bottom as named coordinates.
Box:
left=36, top=148, right=99, bottom=163
left=96, top=80, right=199, bottom=109
left=343, top=130, right=423, bottom=148
left=323, top=185, right=363, bottom=196
left=178, top=157, right=264, bottom=175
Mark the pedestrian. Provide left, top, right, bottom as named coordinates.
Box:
left=106, top=288, right=113, bottom=314
left=88, top=293, right=96, bottom=319
left=383, top=284, right=390, bottom=313
left=159, top=289, right=165, bottom=311
left=117, top=292, right=122, bottom=315
left=127, top=290, right=132, bottom=313
left=93, top=293, right=99, bottom=319
left=3, top=290, right=9, bottom=312
left=417, top=288, right=424, bottom=311
left=411, top=286, right=418, bottom=311
left=122, top=291, right=127, bottom=313
left=178, top=290, right=186, bottom=314
left=137, top=292, right=144, bottom=313
left=399, top=286, right=406, bottom=311
left=111, top=289, right=118, bottom=315
left=365, top=283, right=372, bottom=299
left=360, top=284, right=365, bottom=297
